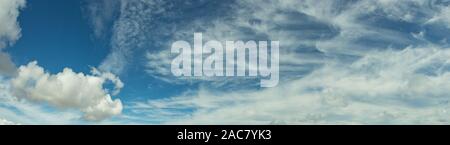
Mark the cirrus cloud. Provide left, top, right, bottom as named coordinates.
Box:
left=124, top=0, right=450, bottom=124
left=132, top=46, right=450, bottom=124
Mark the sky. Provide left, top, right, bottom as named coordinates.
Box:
left=2, top=0, right=450, bottom=124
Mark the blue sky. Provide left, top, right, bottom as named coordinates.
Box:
left=2, top=0, right=450, bottom=124
left=10, top=0, right=104, bottom=72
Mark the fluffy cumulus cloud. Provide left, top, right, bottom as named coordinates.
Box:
left=10, top=61, right=123, bottom=121
left=0, top=78, right=81, bottom=124
left=0, top=0, right=25, bottom=49
left=0, top=0, right=126, bottom=123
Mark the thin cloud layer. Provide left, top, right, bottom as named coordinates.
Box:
left=132, top=47, right=450, bottom=124
left=99, top=0, right=170, bottom=74
left=122, top=0, right=450, bottom=124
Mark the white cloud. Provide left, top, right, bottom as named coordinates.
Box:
left=90, top=0, right=450, bottom=82
left=134, top=47, right=450, bottom=124
left=0, top=76, right=81, bottom=124
left=0, top=0, right=24, bottom=76
left=10, top=61, right=123, bottom=121
left=99, top=0, right=169, bottom=74
left=0, top=0, right=25, bottom=49
left=91, top=0, right=450, bottom=124
left=0, top=0, right=24, bottom=77
left=427, top=5, right=450, bottom=28
left=0, top=118, right=18, bottom=125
